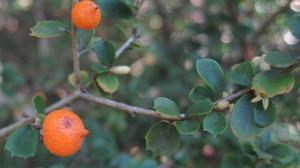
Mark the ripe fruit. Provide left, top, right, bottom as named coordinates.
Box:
left=42, top=109, right=89, bottom=157
left=71, top=0, right=101, bottom=30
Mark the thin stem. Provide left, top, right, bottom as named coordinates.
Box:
left=71, top=9, right=80, bottom=89
left=115, top=36, right=136, bottom=58
left=0, top=117, right=34, bottom=138
left=215, top=88, right=252, bottom=104
left=79, top=92, right=182, bottom=121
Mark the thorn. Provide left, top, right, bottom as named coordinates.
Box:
left=251, top=96, right=262, bottom=103
left=262, top=98, right=269, bottom=110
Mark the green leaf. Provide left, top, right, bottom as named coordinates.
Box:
left=253, top=102, right=276, bottom=127
left=221, top=154, right=240, bottom=168
left=230, top=95, right=263, bottom=141
left=187, top=99, right=214, bottom=117
left=5, top=126, right=38, bottom=159
left=252, top=71, right=295, bottom=98
left=68, top=70, right=89, bottom=87
left=153, top=97, right=180, bottom=116
left=175, top=120, right=201, bottom=134
left=32, top=95, right=45, bottom=114
left=30, top=20, right=68, bottom=38
left=145, top=122, right=180, bottom=157
left=97, top=0, right=134, bottom=19
left=95, top=73, right=119, bottom=94
left=250, top=141, right=273, bottom=161
left=266, top=144, right=293, bottom=163
left=91, top=64, right=109, bottom=74
left=77, top=29, right=95, bottom=52
left=203, top=112, right=227, bottom=136
left=196, top=59, right=225, bottom=94
left=93, top=38, right=116, bottom=68
left=289, top=14, right=300, bottom=39
left=189, top=86, right=212, bottom=102
left=264, top=51, right=296, bottom=68
left=227, top=61, right=255, bottom=86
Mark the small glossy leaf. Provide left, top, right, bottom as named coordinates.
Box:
left=77, top=29, right=95, bottom=51
left=68, top=70, right=89, bottom=87
left=91, top=64, right=109, bottom=74
left=153, top=97, right=180, bottom=116
left=93, top=38, right=116, bottom=68
left=227, top=61, right=255, bottom=86
left=196, top=59, right=225, bottom=94
left=32, top=95, right=45, bottom=114
left=203, top=112, right=227, bottom=136
left=175, top=120, right=201, bottom=134
left=289, top=14, right=300, bottom=39
left=230, top=95, right=263, bottom=141
left=264, top=51, right=296, bottom=68
left=189, top=86, right=212, bottom=102
left=187, top=99, right=214, bottom=117
left=96, top=73, right=119, bottom=94
left=5, top=126, right=38, bottom=159
left=266, top=144, right=293, bottom=163
left=252, top=71, right=295, bottom=98
left=254, top=102, right=276, bottom=127
left=145, top=122, right=180, bottom=157
left=97, top=0, right=134, bottom=19
left=30, top=20, right=68, bottom=38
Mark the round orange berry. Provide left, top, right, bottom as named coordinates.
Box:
left=42, top=109, right=89, bottom=157
left=71, top=1, right=101, bottom=30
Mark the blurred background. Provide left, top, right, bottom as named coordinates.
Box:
left=1, top=0, right=300, bottom=167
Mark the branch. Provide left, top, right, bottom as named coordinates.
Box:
left=71, top=1, right=80, bottom=89
left=215, top=88, right=252, bottom=104
left=0, top=117, right=34, bottom=139
left=249, top=0, right=292, bottom=44
left=115, top=35, right=136, bottom=58
left=79, top=92, right=182, bottom=121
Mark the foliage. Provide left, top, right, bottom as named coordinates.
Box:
left=1, top=0, right=300, bottom=167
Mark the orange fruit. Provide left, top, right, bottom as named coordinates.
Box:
left=42, top=109, right=89, bottom=157
left=71, top=0, right=101, bottom=30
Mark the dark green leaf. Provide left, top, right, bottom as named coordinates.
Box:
left=97, top=0, right=134, bottom=19
left=175, top=120, right=200, bottom=134
left=203, top=112, right=227, bottom=136
left=252, top=71, right=295, bottom=98
left=264, top=51, right=296, bottom=68
left=289, top=14, right=300, bottom=39
left=153, top=97, right=180, bottom=116
left=30, top=20, right=68, bottom=38
left=196, top=59, right=225, bottom=94
left=230, top=95, right=263, bottom=141
left=32, top=95, right=45, bottom=114
left=93, top=38, right=116, bottom=68
left=227, top=61, right=255, bottom=86
left=254, top=102, right=276, bottom=127
left=91, top=64, right=109, bottom=74
left=145, top=122, right=180, bottom=157
left=5, top=126, right=38, bottom=159
left=77, top=29, right=95, bottom=51
left=187, top=99, right=214, bottom=117
left=95, top=73, right=119, bottom=93
left=266, top=144, right=293, bottom=163
left=189, top=86, right=212, bottom=102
